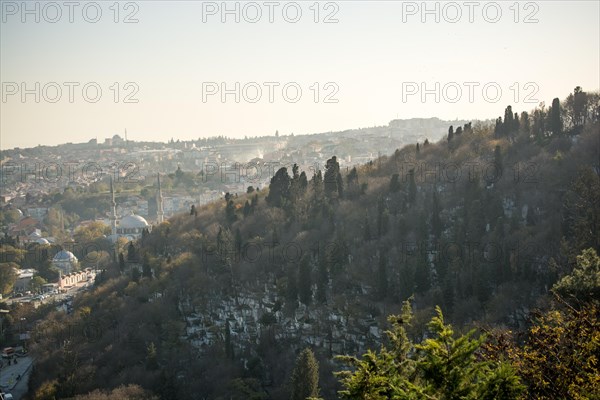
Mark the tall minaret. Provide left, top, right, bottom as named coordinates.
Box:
left=156, top=173, right=164, bottom=224
left=110, top=176, right=118, bottom=237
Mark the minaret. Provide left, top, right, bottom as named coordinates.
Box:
left=110, top=176, right=118, bottom=237
left=156, top=173, right=164, bottom=224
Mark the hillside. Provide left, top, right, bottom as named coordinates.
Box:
left=19, top=88, right=600, bottom=399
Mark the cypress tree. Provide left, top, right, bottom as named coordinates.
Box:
left=118, top=252, right=126, bottom=273
left=550, top=97, right=563, bottom=136
left=142, top=254, right=152, bottom=279
left=324, top=156, right=342, bottom=201
left=290, top=348, right=320, bottom=400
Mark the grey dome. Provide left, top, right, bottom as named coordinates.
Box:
left=53, top=250, right=78, bottom=262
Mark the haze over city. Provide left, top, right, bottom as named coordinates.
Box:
left=1, top=1, right=599, bottom=149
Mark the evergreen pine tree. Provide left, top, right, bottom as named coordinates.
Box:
left=550, top=97, right=563, bottom=136
left=118, top=252, right=126, bottom=273
left=127, top=242, right=137, bottom=263
left=142, top=254, right=152, bottom=279
left=290, top=348, right=320, bottom=400
left=226, top=200, right=237, bottom=224
left=504, top=105, right=514, bottom=135
left=299, top=171, right=308, bottom=192
left=243, top=200, right=251, bottom=217
left=266, top=167, right=291, bottom=208
left=324, top=156, right=342, bottom=201
left=520, top=111, right=530, bottom=135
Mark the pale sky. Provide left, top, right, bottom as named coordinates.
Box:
left=1, top=1, right=599, bottom=149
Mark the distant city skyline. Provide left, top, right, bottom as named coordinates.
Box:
left=1, top=1, right=599, bottom=149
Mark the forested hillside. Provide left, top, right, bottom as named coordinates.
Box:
left=24, top=87, right=600, bottom=399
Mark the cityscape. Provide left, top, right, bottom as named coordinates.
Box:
left=1, top=1, right=599, bottom=400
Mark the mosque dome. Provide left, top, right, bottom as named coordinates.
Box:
left=120, top=214, right=149, bottom=229
left=53, top=250, right=78, bottom=263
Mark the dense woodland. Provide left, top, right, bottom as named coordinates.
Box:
left=1, top=87, right=599, bottom=399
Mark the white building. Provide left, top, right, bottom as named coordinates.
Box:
left=107, top=177, right=152, bottom=242
left=116, top=214, right=150, bottom=241
left=14, top=268, right=37, bottom=292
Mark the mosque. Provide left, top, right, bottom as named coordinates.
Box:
left=52, top=249, right=78, bottom=274
left=107, top=174, right=164, bottom=242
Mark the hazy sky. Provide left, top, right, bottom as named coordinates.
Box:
left=1, top=1, right=599, bottom=149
